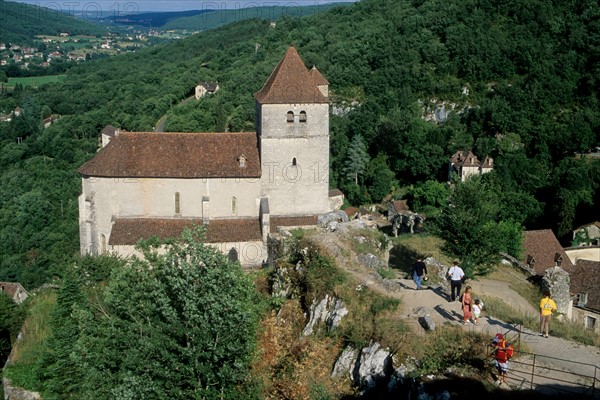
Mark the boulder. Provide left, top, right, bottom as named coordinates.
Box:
left=302, top=294, right=348, bottom=336
left=332, top=346, right=359, bottom=379
left=317, top=211, right=348, bottom=228
left=353, top=342, right=392, bottom=390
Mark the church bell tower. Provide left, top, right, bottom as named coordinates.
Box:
left=255, top=47, right=330, bottom=216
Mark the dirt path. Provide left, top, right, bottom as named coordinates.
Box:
left=357, top=274, right=600, bottom=394
left=314, top=228, right=599, bottom=394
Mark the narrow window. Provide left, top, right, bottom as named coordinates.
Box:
left=228, top=248, right=239, bottom=262
left=287, top=111, right=294, bottom=123
left=292, top=157, right=297, bottom=166
left=175, top=192, right=181, bottom=214
left=232, top=196, right=237, bottom=216
left=299, top=111, right=307, bottom=123
left=585, top=316, right=597, bottom=330
left=100, top=234, right=106, bottom=254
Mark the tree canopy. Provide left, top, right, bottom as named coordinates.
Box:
left=35, top=228, right=262, bottom=400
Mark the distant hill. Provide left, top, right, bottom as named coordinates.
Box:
left=101, top=9, right=208, bottom=28
left=163, top=3, right=352, bottom=31
left=0, top=0, right=107, bottom=43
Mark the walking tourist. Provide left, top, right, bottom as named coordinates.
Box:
left=447, top=259, right=465, bottom=301
left=412, top=257, right=428, bottom=290
left=539, top=290, right=557, bottom=338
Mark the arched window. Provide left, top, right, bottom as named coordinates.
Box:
left=232, top=196, right=237, bottom=216
left=175, top=192, right=181, bottom=214
left=292, top=157, right=297, bottom=166
left=100, top=234, right=106, bottom=254
left=228, top=247, right=239, bottom=263
left=299, top=111, right=307, bottom=123
left=286, top=111, right=294, bottom=123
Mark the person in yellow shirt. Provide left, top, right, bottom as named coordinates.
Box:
left=539, top=290, right=557, bottom=338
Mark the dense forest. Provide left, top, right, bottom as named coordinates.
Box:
left=0, top=0, right=599, bottom=289
left=0, top=0, right=106, bottom=44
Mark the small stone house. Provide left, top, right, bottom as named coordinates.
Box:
left=0, top=282, right=28, bottom=304
left=569, top=260, right=600, bottom=334
left=195, top=81, right=220, bottom=100
left=572, top=221, right=600, bottom=246
left=448, top=150, right=493, bottom=182
left=328, top=189, right=344, bottom=211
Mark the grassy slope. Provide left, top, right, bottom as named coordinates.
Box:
left=5, top=75, right=66, bottom=88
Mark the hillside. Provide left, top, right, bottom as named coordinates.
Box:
left=102, top=9, right=207, bottom=27
left=0, top=0, right=599, bottom=288
left=163, top=3, right=353, bottom=31
left=0, top=0, right=106, bottom=43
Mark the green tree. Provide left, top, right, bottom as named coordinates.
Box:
left=36, top=270, right=86, bottom=398
left=433, top=176, right=523, bottom=275
left=365, top=153, right=396, bottom=202
left=72, top=228, right=261, bottom=400
left=343, top=134, right=370, bottom=185
left=406, top=180, right=450, bottom=215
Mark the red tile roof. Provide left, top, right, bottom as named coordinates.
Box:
left=522, top=229, right=574, bottom=274
left=270, top=215, right=318, bottom=233
left=450, top=150, right=480, bottom=167
left=79, top=132, right=261, bottom=178
left=108, top=218, right=262, bottom=245
left=101, top=125, right=118, bottom=137
left=255, top=47, right=328, bottom=104
left=328, top=188, right=344, bottom=197
left=0, top=282, right=26, bottom=300
left=310, top=66, right=329, bottom=86
left=344, top=207, right=359, bottom=219
left=570, top=259, right=600, bottom=312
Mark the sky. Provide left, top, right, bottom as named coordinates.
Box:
left=10, top=0, right=358, bottom=13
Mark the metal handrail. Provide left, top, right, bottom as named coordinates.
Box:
left=484, top=332, right=600, bottom=397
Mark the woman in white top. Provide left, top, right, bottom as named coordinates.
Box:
left=447, top=260, right=465, bottom=302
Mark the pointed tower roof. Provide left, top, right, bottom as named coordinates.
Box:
left=310, top=66, right=329, bottom=86
left=255, top=47, right=328, bottom=104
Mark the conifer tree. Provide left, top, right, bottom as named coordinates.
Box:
left=344, top=134, right=370, bottom=185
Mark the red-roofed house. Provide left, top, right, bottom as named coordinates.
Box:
left=522, top=229, right=574, bottom=275
left=448, top=150, right=493, bottom=182
left=78, top=47, right=331, bottom=266
left=0, top=282, right=28, bottom=304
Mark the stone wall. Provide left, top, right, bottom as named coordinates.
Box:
left=541, top=266, right=570, bottom=315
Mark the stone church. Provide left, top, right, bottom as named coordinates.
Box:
left=78, top=47, right=333, bottom=266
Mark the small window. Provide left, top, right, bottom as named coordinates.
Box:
left=228, top=248, right=239, bottom=263
left=175, top=192, right=181, bottom=214
left=585, top=316, right=597, bottom=330
left=100, top=234, right=106, bottom=254
left=299, top=111, right=307, bottom=123
left=292, top=157, right=297, bottom=166
left=239, top=154, right=246, bottom=168
left=232, top=196, right=237, bottom=216
left=287, top=111, right=294, bottom=123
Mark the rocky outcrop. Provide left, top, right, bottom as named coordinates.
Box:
left=542, top=266, right=570, bottom=315
left=3, top=378, right=41, bottom=400
left=317, top=211, right=349, bottom=231
left=302, top=294, right=349, bottom=336
left=332, top=342, right=393, bottom=392
left=357, top=253, right=384, bottom=270
left=353, top=342, right=393, bottom=390
left=331, top=346, right=359, bottom=379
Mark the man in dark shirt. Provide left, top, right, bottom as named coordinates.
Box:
left=412, top=257, right=428, bottom=290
